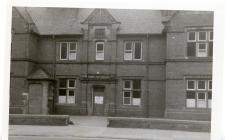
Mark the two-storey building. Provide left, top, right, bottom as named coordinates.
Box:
left=10, top=7, right=213, bottom=120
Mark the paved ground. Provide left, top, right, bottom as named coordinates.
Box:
left=9, top=116, right=210, bottom=140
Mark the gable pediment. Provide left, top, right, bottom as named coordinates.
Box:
left=82, top=9, right=120, bottom=25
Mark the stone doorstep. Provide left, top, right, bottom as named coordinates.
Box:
left=107, top=117, right=211, bottom=132
left=9, top=114, right=71, bottom=126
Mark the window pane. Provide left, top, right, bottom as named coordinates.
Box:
left=124, top=52, right=132, bottom=60
left=133, top=80, right=141, bottom=89
left=187, top=80, right=195, bottom=90
left=209, top=81, right=212, bottom=90
left=199, top=43, right=206, bottom=50
left=134, top=42, right=141, bottom=59
left=209, top=42, right=213, bottom=57
left=124, top=80, right=131, bottom=89
left=132, top=98, right=141, bottom=106
left=69, top=80, right=75, bottom=88
left=188, top=32, right=195, bottom=41
left=96, top=52, right=104, bottom=60
left=69, top=52, right=76, bottom=60
left=95, top=29, right=105, bottom=38
left=199, top=31, right=207, bottom=40
left=97, top=44, right=104, bottom=51
left=198, top=92, right=206, bottom=99
left=187, top=43, right=196, bottom=56
left=186, top=99, right=195, bottom=108
left=70, top=43, right=76, bottom=50
left=208, top=91, right=212, bottom=99
left=198, top=81, right=206, bottom=90
left=124, top=91, right=131, bottom=97
left=197, top=93, right=206, bottom=108
left=58, top=89, right=66, bottom=103
left=124, top=98, right=131, bottom=105
left=197, top=43, right=207, bottom=57
left=186, top=91, right=195, bottom=99
left=133, top=91, right=141, bottom=98
left=67, top=90, right=75, bottom=103
left=125, top=42, right=132, bottom=50
left=60, top=43, right=67, bottom=59
left=209, top=31, right=213, bottom=40
left=59, top=79, right=67, bottom=88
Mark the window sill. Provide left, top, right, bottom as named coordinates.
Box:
left=55, top=103, right=77, bottom=106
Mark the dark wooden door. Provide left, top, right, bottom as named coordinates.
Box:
left=93, top=86, right=105, bottom=115
left=28, top=84, right=43, bottom=114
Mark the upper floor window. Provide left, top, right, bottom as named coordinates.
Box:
left=95, top=29, right=105, bottom=39
left=60, top=42, right=77, bottom=60
left=187, top=31, right=213, bottom=58
left=96, top=42, right=104, bottom=60
left=186, top=79, right=212, bottom=109
left=124, top=41, right=142, bottom=60
left=58, top=79, right=76, bottom=104
left=123, top=79, right=141, bottom=106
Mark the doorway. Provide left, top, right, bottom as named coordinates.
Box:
left=93, top=86, right=105, bottom=116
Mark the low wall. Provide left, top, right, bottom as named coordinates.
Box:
left=107, top=117, right=211, bottom=132
left=9, top=114, right=70, bottom=126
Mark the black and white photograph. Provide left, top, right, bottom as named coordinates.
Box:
left=1, top=1, right=225, bottom=140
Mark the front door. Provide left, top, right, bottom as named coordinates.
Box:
left=93, top=86, right=105, bottom=115
left=28, top=84, right=43, bottom=114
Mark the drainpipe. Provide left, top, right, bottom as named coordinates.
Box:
left=146, top=33, right=150, bottom=117
left=53, top=35, right=56, bottom=114
left=86, top=27, right=89, bottom=115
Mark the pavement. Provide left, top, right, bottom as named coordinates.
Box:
left=8, top=116, right=210, bottom=140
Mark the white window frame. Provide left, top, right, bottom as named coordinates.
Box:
left=96, top=42, right=104, bottom=60
left=60, top=42, right=77, bottom=60
left=60, top=42, right=68, bottom=60
left=123, top=80, right=132, bottom=90
left=122, top=80, right=141, bottom=106
left=68, top=79, right=76, bottom=88
left=198, top=31, right=207, bottom=41
left=187, top=80, right=196, bottom=90
left=197, top=43, right=208, bottom=57
left=68, top=42, right=77, bottom=60
left=133, top=42, right=142, bottom=60
left=197, top=92, right=207, bottom=108
left=209, top=31, right=213, bottom=41
left=197, top=80, right=207, bottom=90
left=123, top=91, right=131, bottom=105
left=187, top=31, right=196, bottom=42
left=58, top=79, right=76, bottom=104
left=124, top=42, right=133, bottom=60
left=124, top=41, right=142, bottom=61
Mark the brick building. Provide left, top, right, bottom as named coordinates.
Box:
left=10, top=7, right=213, bottom=120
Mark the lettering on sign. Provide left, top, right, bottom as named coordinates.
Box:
left=95, top=96, right=103, bottom=104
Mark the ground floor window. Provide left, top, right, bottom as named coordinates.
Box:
left=58, top=79, right=76, bottom=104
left=186, top=80, right=212, bottom=108
left=123, top=79, right=141, bottom=106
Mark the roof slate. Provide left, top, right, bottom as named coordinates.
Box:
left=24, top=7, right=164, bottom=35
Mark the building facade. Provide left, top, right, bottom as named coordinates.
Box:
left=10, top=7, right=213, bottom=120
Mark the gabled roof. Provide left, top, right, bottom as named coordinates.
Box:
left=81, top=9, right=120, bottom=24
left=27, top=68, right=53, bottom=80
left=16, top=7, right=165, bottom=35
left=14, top=7, right=39, bottom=34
